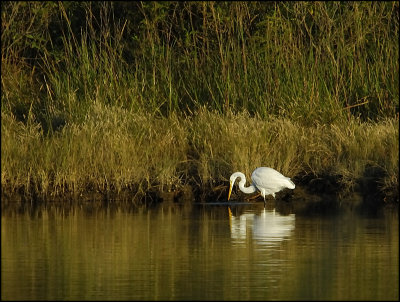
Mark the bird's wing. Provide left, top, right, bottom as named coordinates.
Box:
left=251, top=167, right=294, bottom=191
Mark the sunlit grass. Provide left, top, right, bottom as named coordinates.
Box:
left=2, top=103, right=189, bottom=198
left=2, top=107, right=398, bottom=201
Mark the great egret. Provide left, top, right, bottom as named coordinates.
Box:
left=228, top=167, right=295, bottom=205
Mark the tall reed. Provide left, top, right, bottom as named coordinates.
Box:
left=2, top=2, right=398, bottom=123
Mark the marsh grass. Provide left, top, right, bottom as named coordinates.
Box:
left=189, top=110, right=398, bottom=196
left=1, top=2, right=398, bottom=202
left=2, top=107, right=398, bottom=201
left=1, top=103, right=189, bottom=198
left=2, top=2, right=398, bottom=123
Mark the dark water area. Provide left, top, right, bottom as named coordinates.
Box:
left=1, top=198, right=398, bottom=300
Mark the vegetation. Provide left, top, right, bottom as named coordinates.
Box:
left=1, top=2, right=398, bottom=204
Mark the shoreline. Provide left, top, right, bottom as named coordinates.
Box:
left=2, top=172, right=398, bottom=210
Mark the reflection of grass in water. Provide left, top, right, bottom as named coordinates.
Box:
left=1, top=106, right=398, bottom=202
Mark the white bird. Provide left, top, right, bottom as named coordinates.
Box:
left=228, top=167, right=295, bottom=205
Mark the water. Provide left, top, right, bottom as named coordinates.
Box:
left=1, top=201, right=398, bottom=300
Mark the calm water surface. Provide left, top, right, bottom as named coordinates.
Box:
left=1, top=200, right=398, bottom=300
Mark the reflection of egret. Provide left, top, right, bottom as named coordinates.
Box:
left=229, top=208, right=295, bottom=246
left=253, top=209, right=295, bottom=244
left=228, top=167, right=295, bottom=205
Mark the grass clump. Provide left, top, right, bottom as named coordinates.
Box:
left=1, top=103, right=189, bottom=199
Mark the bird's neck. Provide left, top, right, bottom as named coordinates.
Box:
left=237, top=174, right=257, bottom=194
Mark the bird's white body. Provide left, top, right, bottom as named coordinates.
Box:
left=228, top=167, right=295, bottom=204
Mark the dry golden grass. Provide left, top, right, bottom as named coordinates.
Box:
left=2, top=107, right=398, bottom=202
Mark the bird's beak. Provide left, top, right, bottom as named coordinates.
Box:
left=228, top=181, right=232, bottom=200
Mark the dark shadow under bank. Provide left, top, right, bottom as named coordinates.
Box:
left=1, top=189, right=397, bottom=221
left=1, top=174, right=398, bottom=216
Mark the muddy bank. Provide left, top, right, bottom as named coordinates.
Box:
left=1, top=173, right=398, bottom=216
